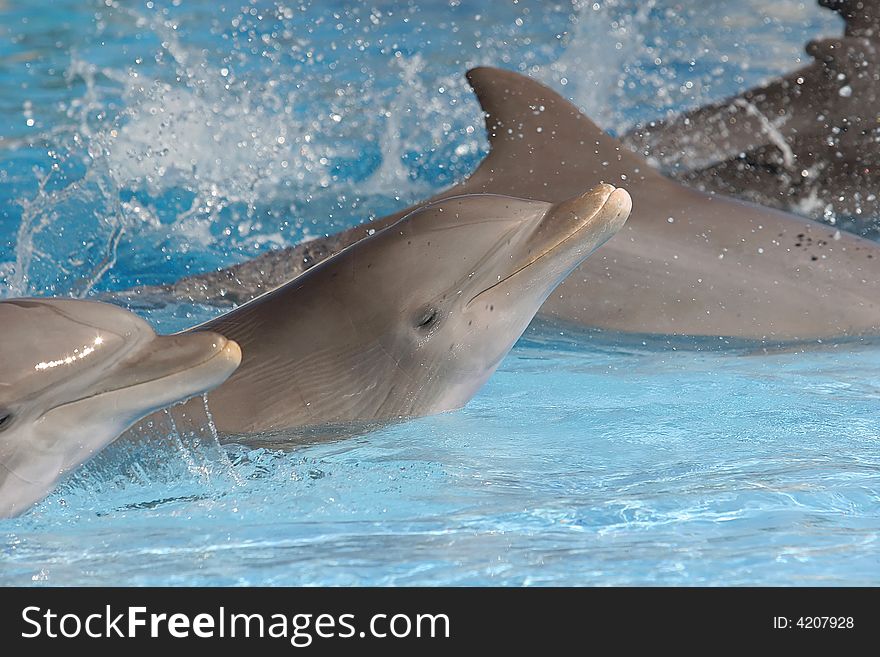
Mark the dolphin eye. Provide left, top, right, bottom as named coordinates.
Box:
left=0, top=413, right=11, bottom=432
left=415, top=308, right=439, bottom=330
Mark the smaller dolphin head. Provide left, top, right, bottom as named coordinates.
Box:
left=224, top=184, right=629, bottom=429
left=0, top=299, right=241, bottom=517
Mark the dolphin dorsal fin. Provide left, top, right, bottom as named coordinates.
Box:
left=461, top=66, right=659, bottom=201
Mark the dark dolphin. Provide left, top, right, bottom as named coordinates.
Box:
left=623, top=0, right=880, bottom=224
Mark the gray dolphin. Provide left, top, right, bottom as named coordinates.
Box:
left=156, top=187, right=631, bottom=436
left=0, top=298, right=241, bottom=517
left=622, top=0, right=880, bottom=224
left=129, top=67, right=880, bottom=341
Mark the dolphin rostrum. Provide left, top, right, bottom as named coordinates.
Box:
left=127, top=67, right=880, bottom=342
left=0, top=298, right=241, bottom=517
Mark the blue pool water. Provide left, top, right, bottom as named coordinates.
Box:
left=2, top=1, right=879, bottom=586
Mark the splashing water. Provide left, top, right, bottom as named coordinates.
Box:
left=5, top=327, right=880, bottom=586
left=0, top=0, right=846, bottom=300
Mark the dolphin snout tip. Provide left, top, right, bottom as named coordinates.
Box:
left=575, top=182, right=617, bottom=205
left=187, top=331, right=242, bottom=378
left=193, top=333, right=241, bottom=393
left=606, top=187, right=633, bottom=217
left=220, top=337, right=243, bottom=368
left=209, top=333, right=242, bottom=370
left=564, top=183, right=631, bottom=225
left=603, top=188, right=632, bottom=236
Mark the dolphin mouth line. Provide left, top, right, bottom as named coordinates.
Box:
left=45, top=339, right=237, bottom=414
left=465, top=206, right=606, bottom=308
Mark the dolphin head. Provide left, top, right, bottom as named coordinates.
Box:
left=0, top=298, right=241, bottom=517
left=332, top=183, right=632, bottom=417
left=201, top=184, right=630, bottom=433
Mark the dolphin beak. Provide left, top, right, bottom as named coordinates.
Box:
left=532, top=183, right=632, bottom=254
left=87, top=331, right=242, bottom=405
left=467, top=184, right=632, bottom=307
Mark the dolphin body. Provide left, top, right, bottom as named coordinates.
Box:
left=155, top=187, right=631, bottom=437
left=622, top=0, right=880, bottom=224
left=0, top=298, right=241, bottom=518
left=129, top=67, right=880, bottom=342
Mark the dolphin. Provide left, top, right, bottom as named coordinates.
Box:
left=0, top=298, right=241, bottom=518
left=622, top=0, right=880, bottom=224
left=127, top=67, right=880, bottom=342
left=155, top=186, right=631, bottom=436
